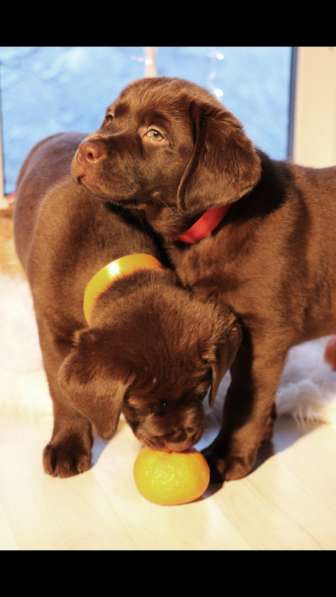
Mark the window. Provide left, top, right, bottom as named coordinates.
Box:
left=0, top=46, right=293, bottom=195
left=156, top=47, right=292, bottom=160
left=291, top=47, right=336, bottom=167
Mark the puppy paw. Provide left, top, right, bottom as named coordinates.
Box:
left=203, top=443, right=258, bottom=482
left=43, top=433, right=92, bottom=478
left=224, top=450, right=257, bottom=481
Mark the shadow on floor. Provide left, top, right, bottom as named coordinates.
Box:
left=200, top=414, right=321, bottom=499
left=91, top=418, right=130, bottom=466
left=91, top=400, right=322, bottom=502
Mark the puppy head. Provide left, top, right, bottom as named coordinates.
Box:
left=58, top=288, right=241, bottom=451
left=121, top=293, right=241, bottom=452
left=72, top=77, right=261, bottom=237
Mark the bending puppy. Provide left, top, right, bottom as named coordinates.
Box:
left=14, top=132, right=241, bottom=478
left=71, top=76, right=336, bottom=481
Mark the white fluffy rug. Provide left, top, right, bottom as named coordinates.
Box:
left=1, top=273, right=336, bottom=427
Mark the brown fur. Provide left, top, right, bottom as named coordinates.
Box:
left=72, top=76, right=336, bottom=481
left=13, top=132, right=241, bottom=478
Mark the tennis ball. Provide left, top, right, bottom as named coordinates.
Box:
left=133, top=447, right=210, bottom=506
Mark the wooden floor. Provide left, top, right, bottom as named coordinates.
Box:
left=1, top=204, right=336, bottom=550
left=1, top=410, right=336, bottom=550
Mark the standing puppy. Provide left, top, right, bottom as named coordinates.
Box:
left=72, top=76, right=336, bottom=482
left=14, top=132, right=241, bottom=478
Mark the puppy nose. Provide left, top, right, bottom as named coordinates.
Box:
left=77, top=140, right=106, bottom=164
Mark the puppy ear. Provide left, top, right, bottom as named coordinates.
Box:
left=57, top=328, right=134, bottom=439
left=209, top=319, right=242, bottom=408
left=177, top=100, right=261, bottom=213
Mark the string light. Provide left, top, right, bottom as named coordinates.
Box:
left=130, top=48, right=157, bottom=77
left=144, top=48, right=157, bottom=77
left=207, top=47, right=225, bottom=101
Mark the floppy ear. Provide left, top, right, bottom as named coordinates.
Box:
left=177, top=100, right=261, bottom=213
left=57, top=328, right=134, bottom=439
left=209, top=320, right=242, bottom=408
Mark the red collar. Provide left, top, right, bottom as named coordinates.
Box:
left=177, top=204, right=231, bottom=244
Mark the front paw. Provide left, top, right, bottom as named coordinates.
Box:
left=203, top=444, right=258, bottom=482
left=43, top=433, right=92, bottom=478
left=224, top=449, right=258, bottom=481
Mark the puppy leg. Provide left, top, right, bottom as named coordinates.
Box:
left=204, top=338, right=287, bottom=482
left=262, top=403, right=277, bottom=443
left=35, top=313, right=93, bottom=478
left=43, top=395, right=93, bottom=478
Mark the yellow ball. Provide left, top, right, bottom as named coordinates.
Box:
left=133, top=447, right=210, bottom=506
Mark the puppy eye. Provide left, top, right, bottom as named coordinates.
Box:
left=145, top=128, right=165, bottom=141
left=151, top=400, right=168, bottom=415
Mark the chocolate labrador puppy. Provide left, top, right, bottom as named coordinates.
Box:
left=13, top=131, right=241, bottom=478
left=72, top=76, right=336, bottom=482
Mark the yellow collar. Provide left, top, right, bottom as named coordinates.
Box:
left=83, top=253, right=164, bottom=325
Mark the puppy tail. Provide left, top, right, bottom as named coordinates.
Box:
left=276, top=337, right=336, bottom=426
left=276, top=380, right=336, bottom=425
